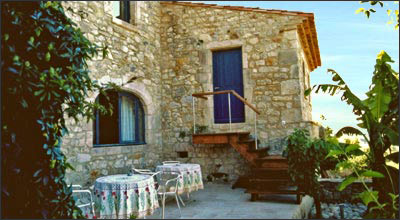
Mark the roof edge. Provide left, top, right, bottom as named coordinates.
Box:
left=160, top=1, right=315, bottom=17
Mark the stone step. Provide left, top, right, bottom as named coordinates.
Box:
left=255, top=155, right=288, bottom=169
left=249, top=170, right=290, bottom=179
left=247, top=147, right=269, bottom=155
left=246, top=187, right=304, bottom=203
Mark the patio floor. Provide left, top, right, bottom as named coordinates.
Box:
left=147, top=183, right=299, bottom=219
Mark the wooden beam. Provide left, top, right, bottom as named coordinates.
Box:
left=304, top=19, right=318, bottom=70
left=298, top=23, right=314, bottom=70
left=308, top=18, right=321, bottom=66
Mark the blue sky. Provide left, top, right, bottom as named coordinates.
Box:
left=198, top=1, right=399, bottom=132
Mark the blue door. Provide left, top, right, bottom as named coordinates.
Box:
left=213, top=48, right=245, bottom=123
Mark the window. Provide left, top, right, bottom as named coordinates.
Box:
left=94, top=90, right=145, bottom=146
left=112, top=1, right=131, bottom=23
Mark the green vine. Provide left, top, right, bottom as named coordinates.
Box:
left=1, top=2, right=117, bottom=218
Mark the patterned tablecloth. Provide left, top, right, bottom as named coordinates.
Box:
left=156, top=163, right=204, bottom=195
left=93, top=174, right=159, bottom=219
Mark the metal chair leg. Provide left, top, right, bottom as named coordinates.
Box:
left=89, top=193, right=95, bottom=216
left=177, top=194, right=185, bottom=207
left=162, top=194, right=166, bottom=219
left=175, top=194, right=182, bottom=217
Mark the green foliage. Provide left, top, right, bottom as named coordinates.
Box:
left=1, top=2, right=115, bottom=218
left=326, top=145, right=398, bottom=218
left=310, top=51, right=399, bottom=218
left=286, top=129, right=339, bottom=218
left=179, top=131, right=187, bottom=139
left=357, top=1, right=399, bottom=29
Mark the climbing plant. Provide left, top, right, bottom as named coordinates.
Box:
left=1, top=2, right=117, bottom=218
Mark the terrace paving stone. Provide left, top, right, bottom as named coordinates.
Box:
left=147, top=183, right=299, bottom=219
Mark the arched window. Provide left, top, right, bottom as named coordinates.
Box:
left=94, top=90, right=145, bottom=146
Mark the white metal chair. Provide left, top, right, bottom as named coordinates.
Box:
left=162, top=161, right=180, bottom=165
left=154, top=171, right=185, bottom=219
left=71, top=185, right=95, bottom=217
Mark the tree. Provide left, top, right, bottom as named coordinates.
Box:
left=1, top=2, right=115, bottom=218
left=307, top=51, right=399, bottom=218
left=356, top=1, right=399, bottom=29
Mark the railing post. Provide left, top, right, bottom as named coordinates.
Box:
left=192, top=97, right=196, bottom=134
left=228, top=93, right=232, bottom=131
left=255, top=113, right=257, bottom=150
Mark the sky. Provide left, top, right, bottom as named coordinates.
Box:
left=198, top=1, right=400, bottom=133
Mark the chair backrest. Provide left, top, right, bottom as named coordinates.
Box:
left=154, top=171, right=181, bottom=193
left=132, top=168, right=153, bottom=174
left=162, top=161, right=180, bottom=165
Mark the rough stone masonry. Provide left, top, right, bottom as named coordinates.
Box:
left=60, top=1, right=321, bottom=186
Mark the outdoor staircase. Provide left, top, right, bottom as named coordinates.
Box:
left=193, top=132, right=303, bottom=203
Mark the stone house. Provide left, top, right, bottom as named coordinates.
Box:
left=61, top=1, right=321, bottom=186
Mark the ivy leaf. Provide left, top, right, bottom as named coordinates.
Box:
left=338, top=176, right=358, bottom=191
left=33, top=169, right=42, bottom=177
left=50, top=160, right=56, bottom=169
left=365, top=10, right=371, bottom=18
left=360, top=170, right=385, bottom=178
left=336, top=161, right=352, bottom=170
left=345, top=144, right=360, bottom=153
left=45, top=52, right=51, bottom=62
left=325, top=149, right=344, bottom=159
left=358, top=191, right=379, bottom=206
left=356, top=8, right=365, bottom=14
left=304, top=88, right=312, bottom=97
left=34, top=90, right=44, bottom=96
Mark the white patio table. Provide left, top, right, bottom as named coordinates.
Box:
left=93, top=174, right=159, bottom=219
left=155, top=163, right=204, bottom=195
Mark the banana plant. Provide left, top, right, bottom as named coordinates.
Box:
left=306, top=51, right=399, bottom=217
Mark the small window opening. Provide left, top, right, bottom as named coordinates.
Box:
left=112, top=1, right=131, bottom=23
left=177, top=151, right=188, bottom=158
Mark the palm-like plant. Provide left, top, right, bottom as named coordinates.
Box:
left=306, top=51, right=399, bottom=217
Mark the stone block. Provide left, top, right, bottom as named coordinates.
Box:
left=278, top=49, right=298, bottom=65
left=282, top=109, right=301, bottom=123
left=77, top=153, right=91, bottom=163
left=281, top=79, right=300, bottom=95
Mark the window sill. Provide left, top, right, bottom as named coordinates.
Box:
left=111, top=17, right=138, bottom=33
left=93, top=142, right=146, bottom=148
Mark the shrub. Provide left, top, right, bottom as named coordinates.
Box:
left=1, top=2, right=115, bottom=218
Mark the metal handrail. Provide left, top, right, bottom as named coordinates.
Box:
left=192, top=90, right=261, bottom=149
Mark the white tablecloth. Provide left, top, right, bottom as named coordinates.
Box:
left=156, top=163, right=204, bottom=194
left=93, top=174, right=159, bottom=219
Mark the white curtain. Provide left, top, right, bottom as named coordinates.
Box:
left=121, top=96, right=135, bottom=142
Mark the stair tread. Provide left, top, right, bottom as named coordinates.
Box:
left=249, top=178, right=290, bottom=182
left=245, top=189, right=301, bottom=194
left=247, top=147, right=269, bottom=153
left=238, top=139, right=256, bottom=144
left=256, top=155, right=287, bottom=160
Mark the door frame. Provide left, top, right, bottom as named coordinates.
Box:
left=196, top=39, right=256, bottom=131
left=212, top=47, right=245, bottom=124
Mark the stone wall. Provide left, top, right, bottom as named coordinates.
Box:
left=319, top=178, right=372, bottom=203
left=60, top=1, right=319, bottom=185
left=61, top=1, right=164, bottom=186
left=159, top=3, right=317, bottom=180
